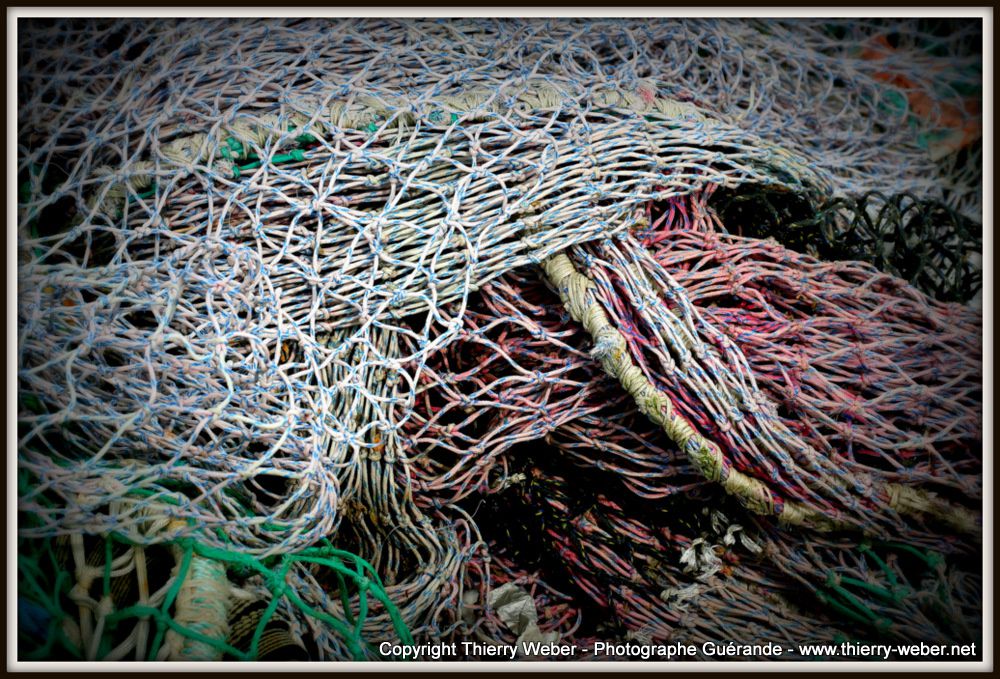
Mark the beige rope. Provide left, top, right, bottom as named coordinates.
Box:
left=163, top=521, right=232, bottom=661
left=541, top=250, right=980, bottom=536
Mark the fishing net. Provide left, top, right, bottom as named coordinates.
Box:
left=17, top=17, right=983, bottom=661
left=18, top=474, right=413, bottom=660
left=710, top=186, right=983, bottom=305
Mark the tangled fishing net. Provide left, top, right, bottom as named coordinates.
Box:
left=17, top=17, right=984, bottom=661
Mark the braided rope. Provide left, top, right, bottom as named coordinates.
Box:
left=540, top=250, right=977, bottom=534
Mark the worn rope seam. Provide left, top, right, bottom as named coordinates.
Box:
left=540, top=250, right=979, bottom=535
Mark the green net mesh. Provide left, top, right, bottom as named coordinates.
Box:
left=18, top=472, right=413, bottom=661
